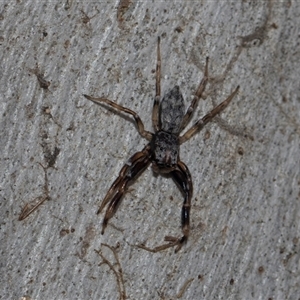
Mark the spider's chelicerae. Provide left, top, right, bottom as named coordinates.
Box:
left=83, top=37, right=239, bottom=253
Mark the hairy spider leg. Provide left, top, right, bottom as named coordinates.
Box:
left=83, top=95, right=153, bottom=141
left=180, top=57, right=209, bottom=131
left=97, top=146, right=150, bottom=213
left=137, top=160, right=192, bottom=253
left=98, top=145, right=151, bottom=234
left=152, top=36, right=161, bottom=132
left=179, top=85, right=240, bottom=144
left=169, top=160, right=193, bottom=251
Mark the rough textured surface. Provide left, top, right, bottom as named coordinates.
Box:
left=1, top=1, right=299, bottom=299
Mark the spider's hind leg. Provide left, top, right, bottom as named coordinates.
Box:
left=98, top=145, right=151, bottom=234
left=179, top=85, right=240, bottom=144
left=180, top=57, right=209, bottom=131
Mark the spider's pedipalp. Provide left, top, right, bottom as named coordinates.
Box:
left=83, top=94, right=153, bottom=141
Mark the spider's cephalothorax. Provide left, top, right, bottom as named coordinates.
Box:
left=151, top=129, right=179, bottom=173
left=83, top=36, right=239, bottom=253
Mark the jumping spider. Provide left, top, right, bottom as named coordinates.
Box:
left=83, top=37, right=239, bottom=253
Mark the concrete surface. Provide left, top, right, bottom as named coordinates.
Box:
left=1, top=1, right=299, bottom=299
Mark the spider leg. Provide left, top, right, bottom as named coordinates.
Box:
left=98, top=144, right=151, bottom=234
left=138, top=160, right=193, bottom=253
left=180, top=57, right=209, bottom=131
left=83, top=94, right=153, bottom=141
left=179, top=85, right=240, bottom=144
left=152, top=36, right=161, bottom=132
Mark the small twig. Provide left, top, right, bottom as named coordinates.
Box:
left=95, top=243, right=126, bottom=300
left=18, top=163, right=50, bottom=220
left=176, top=278, right=194, bottom=298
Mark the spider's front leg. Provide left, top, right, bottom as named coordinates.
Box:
left=138, top=160, right=193, bottom=253
left=83, top=94, right=153, bottom=141
left=98, top=144, right=151, bottom=234
left=169, top=160, right=193, bottom=252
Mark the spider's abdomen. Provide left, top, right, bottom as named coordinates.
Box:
left=160, top=86, right=185, bottom=134
left=151, top=130, right=179, bottom=173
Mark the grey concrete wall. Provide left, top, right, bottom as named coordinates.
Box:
left=1, top=1, right=299, bottom=299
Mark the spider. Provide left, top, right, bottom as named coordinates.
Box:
left=83, top=36, right=239, bottom=253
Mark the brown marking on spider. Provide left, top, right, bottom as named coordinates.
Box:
left=83, top=36, right=239, bottom=253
